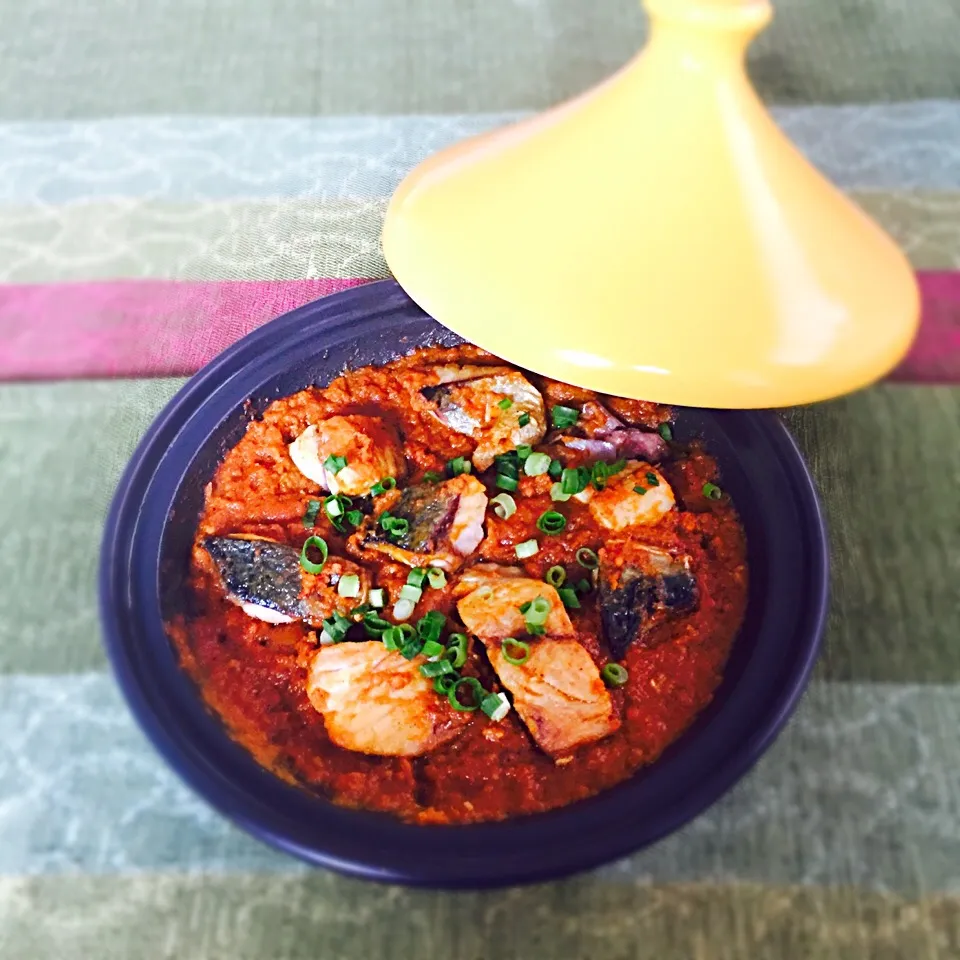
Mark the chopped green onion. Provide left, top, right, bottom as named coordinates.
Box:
left=590, top=461, right=609, bottom=490
left=379, top=513, right=410, bottom=540
left=368, top=588, right=385, bottom=608
left=575, top=547, right=599, bottom=570
left=536, top=510, right=567, bottom=534
left=551, top=405, right=580, bottom=429
left=324, top=495, right=344, bottom=519
left=362, top=611, right=392, bottom=637
left=515, top=539, right=539, bottom=559
left=337, top=574, right=360, bottom=598
left=370, top=476, right=397, bottom=496
left=497, top=396, right=513, bottom=410
left=443, top=633, right=469, bottom=669
left=523, top=596, right=551, bottom=626
left=320, top=611, right=352, bottom=644
left=433, top=674, right=457, bottom=695
left=501, top=637, right=531, bottom=665
left=448, top=677, right=485, bottom=712
left=633, top=485, right=646, bottom=495
left=518, top=412, right=531, bottom=427
left=558, top=586, right=581, bottom=609
left=524, top=452, right=552, bottom=476
left=481, top=691, right=512, bottom=721
left=427, top=567, right=447, bottom=589
left=302, top=499, right=321, bottom=528
left=346, top=509, right=364, bottom=528
left=646, top=472, right=660, bottom=486
left=421, top=638, right=445, bottom=660
left=496, top=474, right=519, bottom=492
left=420, top=659, right=455, bottom=678
left=575, top=577, right=593, bottom=594
left=382, top=626, right=405, bottom=651
left=545, top=565, right=566, bottom=588
left=407, top=567, right=428, bottom=589
left=318, top=629, right=337, bottom=646
left=323, top=454, right=347, bottom=475
left=703, top=482, right=723, bottom=500
left=548, top=458, right=563, bottom=479
left=422, top=470, right=443, bottom=483
left=393, top=598, right=416, bottom=622
left=608, top=459, right=627, bottom=475
left=561, top=466, right=589, bottom=495
left=399, top=584, right=422, bottom=603
left=400, top=636, right=424, bottom=660
left=299, top=535, right=328, bottom=574
left=515, top=445, right=532, bottom=460
left=658, top=423, right=673, bottom=441
left=416, top=610, right=446, bottom=644
left=550, top=482, right=571, bottom=502
left=601, top=663, right=629, bottom=687
left=491, top=492, right=517, bottom=519
left=448, top=456, right=472, bottom=476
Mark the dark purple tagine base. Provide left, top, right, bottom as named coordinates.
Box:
left=99, top=279, right=829, bottom=889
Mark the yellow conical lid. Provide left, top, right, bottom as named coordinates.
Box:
left=382, top=0, right=920, bottom=408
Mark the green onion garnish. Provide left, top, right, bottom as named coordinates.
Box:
left=491, top=492, right=517, bottom=519
left=370, top=476, right=397, bottom=496
left=481, top=691, right=512, bottom=721
left=433, top=674, right=457, bottom=695
left=550, top=482, right=571, bottom=502
left=633, top=485, right=646, bottom=495
left=575, top=577, right=593, bottom=594
left=399, top=635, right=424, bottom=660
left=302, top=499, right=321, bottom=528
left=658, top=423, right=673, bottom=441
left=393, top=598, right=416, bottom=622
left=575, top=547, right=599, bottom=569
left=536, top=510, right=567, bottom=534
left=515, top=445, right=532, bottom=460
left=417, top=609, right=446, bottom=644
left=518, top=412, right=531, bottom=427
left=448, top=456, right=472, bottom=476
left=551, top=405, right=580, bottom=429
left=608, top=459, right=627, bottom=475
left=646, top=472, right=660, bottom=486
left=299, top=535, right=329, bottom=574
left=420, top=659, right=455, bottom=678
left=323, top=493, right=349, bottom=525
left=421, top=638, right=445, bottom=660
left=496, top=474, right=519, bottom=492
left=448, top=676, right=485, bottom=712
left=545, top=565, right=566, bottom=588
left=399, top=584, right=422, bottom=604
left=345, top=509, right=363, bottom=527
left=443, top=633, right=469, bottom=669
left=524, top=452, right=552, bottom=476
left=590, top=461, right=608, bottom=490
left=501, top=637, right=531, bottom=665
left=561, top=466, right=589, bottom=495
left=323, top=454, right=347, bottom=475
left=379, top=513, right=410, bottom=540
left=368, top=588, right=385, bottom=608
left=422, top=470, right=443, bottom=483
left=336, top=574, right=360, bottom=598
left=382, top=626, right=404, bottom=650
left=558, top=586, right=581, bottom=609
left=362, top=611, right=392, bottom=637
left=522, top=595, right=551, bottom=626
left=407, top=568, right=428, bottom=589
left=601, top=663, right=629, bottom=687
left=427, top=567, right=447, bottom=589
left=548, top=458, right=563, bottom=479
left=319, top=610, right=352, bottom=645
left=515, top=539, right=539, bottom=559
left=703, top=482, right=723, bottom=500
left=497, top=396, right=513, bottom=410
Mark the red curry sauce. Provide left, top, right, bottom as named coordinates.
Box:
left=169, top=346, right=747, bottom=824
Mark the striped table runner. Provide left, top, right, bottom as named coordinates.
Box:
left=1, top=2, right=959, bottom=957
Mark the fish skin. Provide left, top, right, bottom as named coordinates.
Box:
left=598, top=544, right=698, bottom=658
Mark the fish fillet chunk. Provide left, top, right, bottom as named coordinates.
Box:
left=574, top=462, right=675, bottom=531
left=306, top=642, right=463, bottom=756
left=457, top=577, right=574, bottom=639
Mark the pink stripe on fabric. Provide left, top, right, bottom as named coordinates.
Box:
left=0, top=274, right=957, bottom=382
left=0, top=279, right=369, bottom=380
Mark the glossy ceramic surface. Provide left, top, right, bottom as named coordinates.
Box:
left=99, top=280, right=829, bottom=888
left=382, top=0, right=920, bottom=408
